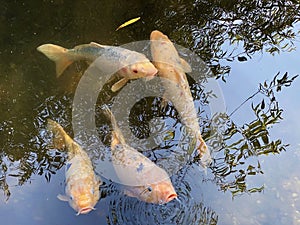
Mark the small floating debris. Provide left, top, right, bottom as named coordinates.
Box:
left=116, top=17, right=141, bottom=31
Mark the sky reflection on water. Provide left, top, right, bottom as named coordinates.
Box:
left=215, top=36, right=300, bottom=224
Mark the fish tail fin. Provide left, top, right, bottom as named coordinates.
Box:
left=37, top=44, right=73, bottom=77
left=47, top=119, right=73, bottom=150
left=102, top=105, right=126, bottom=145
left=197, top=137, right=212, bottom=168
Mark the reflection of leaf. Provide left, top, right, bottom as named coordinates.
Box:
left=261, top=99, right=265, bottom=109
left=248, top=185, right=264, bottom=193
left=163, top=130, right=175, bottom=141
left=45, top=172, right=51, bottom=183
left=237, top=56, right=247, bottom=62
left=115, top=17, right=141, bottom=31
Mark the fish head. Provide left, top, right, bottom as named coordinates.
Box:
left=150, top=30, right=192, bottom=87
left=150, top=30, right=172, bottom=64
left=150, top=30, right=184, bottom=75
left=136, top=179, right=177, bottom=204
left=66, top=178, right=100, bottom=215
left=150, top=30, right=169, bottom=42
left=119, top=61, right=158, bottom=80
left=150, top=30, right=174, bottom=59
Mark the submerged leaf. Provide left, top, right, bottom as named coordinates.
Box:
left=116, top=17, right=141, bottom=31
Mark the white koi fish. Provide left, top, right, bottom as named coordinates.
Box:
left=103, top=106, right=177, bottom=204
left=37, top=42, right=158, bottom=92
left=47, top=119, right=101, bottom=215
left=150, top=30, right=212, bottom=166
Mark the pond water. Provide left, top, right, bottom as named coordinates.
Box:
left=1, top=1, right=300, bottom=225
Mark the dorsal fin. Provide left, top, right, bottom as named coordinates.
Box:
left=47, top=119, right=81, bottom=155
left=57, top=194, right=70, bottom=202
left=90, top=42, right=105, bottom=48
left=102, top=105, right=126, bottom=146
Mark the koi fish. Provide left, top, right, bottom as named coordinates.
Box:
left=37, top=42, right=158, bottom=92
left=103, top=106, right=177, bottom=204
left=47, top=119, right=101, bottom=215
left=150, top=30, right=212, bottom=166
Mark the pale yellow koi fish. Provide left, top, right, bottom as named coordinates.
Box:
left=47, top=119, right=101, bottom=215
left=150, top=30, right=212, bottom=166
left=103, top=106, right=177, bottom=204
left=37, top=42, right=157, bottom=92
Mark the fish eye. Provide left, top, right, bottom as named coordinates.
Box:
left=133, top=69, right=138, bottom=73
left=140, top=186, right=153, bottom=196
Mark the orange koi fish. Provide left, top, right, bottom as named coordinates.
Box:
left=47, top=119, right=101, bottom=215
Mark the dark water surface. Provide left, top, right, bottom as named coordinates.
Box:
left=1, top=1, right=300, bottom=224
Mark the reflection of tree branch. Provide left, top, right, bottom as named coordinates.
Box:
left=156, top=0, right=300, bottom=79
left=228, top=90, right=260, bottom=117
left=210, top=72, right=298, bottom=197
left=229, top=72, right=299, bottom=117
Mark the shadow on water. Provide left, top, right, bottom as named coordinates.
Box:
left=0, top=0, right=300, bottom=224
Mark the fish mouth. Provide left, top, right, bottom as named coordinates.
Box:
left=147, top=68, right=158, bottom=78
left=77, top=207, right=95, bottom=215
left=141, top=66, right=157, bottom=81
left=165, top=193, right=178, bottom=203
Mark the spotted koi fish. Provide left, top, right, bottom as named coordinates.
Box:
left=103, top=106, right=177, bottom=204
left=37, top=42, right=158, bottom=92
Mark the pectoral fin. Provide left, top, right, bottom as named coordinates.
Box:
left=95, top=175, right=102, bottom=185
left=180, top=58, right=192, bottom=73
left=111, top=131, right=122, bottom=148
left=57, top=194, right=69, bottom=202
left=160, top=93, right=170, bottom=111
left=89, top=42, right=105, bottom=48
left=111, top=78, right=129, bottom=92
left=65, top=162, right=72, bottom=171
